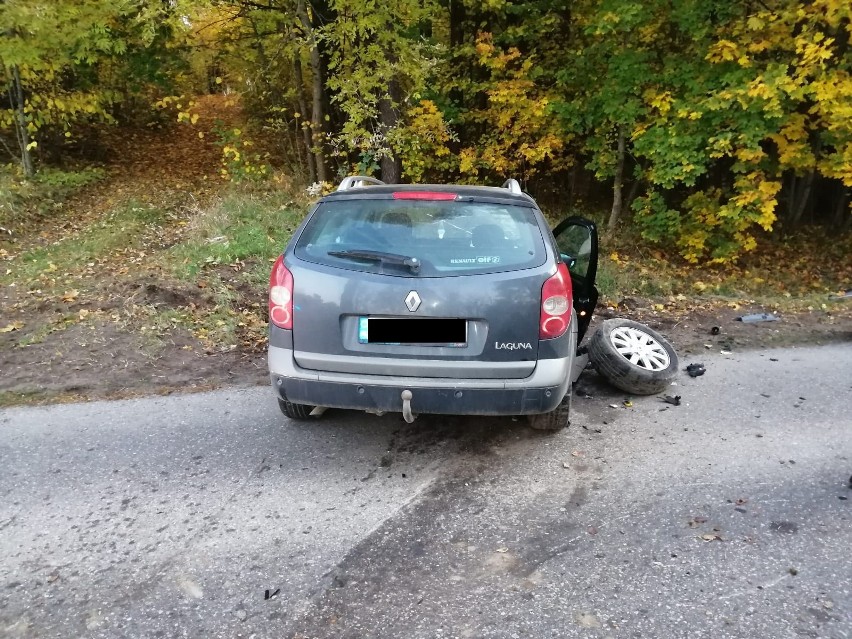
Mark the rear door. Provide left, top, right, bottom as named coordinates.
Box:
left=288, top=193, right=552, bottom=379
left=552, top=217, right=599, bottom=341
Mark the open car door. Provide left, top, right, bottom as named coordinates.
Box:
left=552, top=216, right=599, bottom=341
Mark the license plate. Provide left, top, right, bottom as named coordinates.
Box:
left=358, top=317, right=466, bottom=346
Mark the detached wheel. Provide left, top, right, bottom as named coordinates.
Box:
left=277, top=397, right=315, bottom=420
left=528, top=386, right=572, bottom=432
left=588, top=319, right=678, bottom=395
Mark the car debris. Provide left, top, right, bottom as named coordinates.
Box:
left=685, top=363, right=706, bottom=377
left=737, top=313, right=779, bottom=323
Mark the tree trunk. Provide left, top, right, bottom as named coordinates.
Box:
left=449, top=0, right=466, bottom=47
left=790, top=169, right=815, bottom=226
left=296, top=0, right=327, bottom=183
left=379, top=78, right=402, bottom=183
left=625, top=172, right=642, bottom=211
left=833, top=185, right=850, bottom=232
left=607, top=129, right=626, bottom=231
left=292, top=57, right=317, bottom=184
left=10, top=66, right=34, bottom=178
left=786, top=172, right=797, bottom=219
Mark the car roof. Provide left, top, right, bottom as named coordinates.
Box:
left=321, top=183, right=537, bottom=206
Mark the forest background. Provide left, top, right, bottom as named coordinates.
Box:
left=0, top=0, right=850, bottom=403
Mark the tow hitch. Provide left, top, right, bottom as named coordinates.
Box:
left=401, top=390, right=416, bottom=423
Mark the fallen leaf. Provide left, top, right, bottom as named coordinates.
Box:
left=62, top=289, right=79, bottom=302
left=495, top=547, right=509, bottom=553
left=623, top=400, right=633, bottom=407
left=0, top=321, right=24, bottom=333
left=571, top=450, right=583, bottom=457
left=700, top=533, right=723, bottom=542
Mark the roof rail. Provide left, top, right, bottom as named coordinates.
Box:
left=502, top=178, right=522, bottom=194
left=337, top=176, right=386, bottom=191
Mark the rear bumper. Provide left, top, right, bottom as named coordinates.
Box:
left=268, top=345, right=573, bottom=415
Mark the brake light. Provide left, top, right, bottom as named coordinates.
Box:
left=540, top=262, right=573, bottom=339
left=269, top=255, right=293, bottom=329
left=393, top=191, right=457, bottom=200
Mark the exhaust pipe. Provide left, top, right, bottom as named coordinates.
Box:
left=401, top=390, right=416, bottom=423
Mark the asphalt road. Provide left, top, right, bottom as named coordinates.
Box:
left=1, top=343, right=850, bottom=639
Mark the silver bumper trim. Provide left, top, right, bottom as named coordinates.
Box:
left=269, top=345, right=571, bottom=390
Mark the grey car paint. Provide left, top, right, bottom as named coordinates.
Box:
left=288, top=259, right=554, bottom=377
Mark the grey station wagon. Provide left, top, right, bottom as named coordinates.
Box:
left=268, top=176, right=607, bottom=431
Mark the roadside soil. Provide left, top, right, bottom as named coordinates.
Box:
left=1, top=95, right=849, bottom=406
left=2, top=285, right=848, bottom=406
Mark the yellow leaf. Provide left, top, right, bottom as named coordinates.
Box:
left=190, top=113, right=199, bottom=125
left=62, top=289, right=79, bottom=302
left=0, top=321, right=24, bottom=333
left=215, top=76, right=223, bottom=84
left=198, top=132, right=205, bottom=139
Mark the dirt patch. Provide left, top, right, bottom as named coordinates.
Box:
left=2, top=287, right=848, bottom=408
left=0, top=319, right=267, bottom=405
left=593, top=298, right=852, bottom=356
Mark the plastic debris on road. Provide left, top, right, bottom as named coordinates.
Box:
left=737, top=313, right=779, bottom=323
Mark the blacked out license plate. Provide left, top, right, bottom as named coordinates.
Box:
left=358, top=317, right=466, bottom=346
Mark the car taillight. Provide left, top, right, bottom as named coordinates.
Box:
left=269, top=255, right=293, bottom=330
left=540, top=262, right=572, bottom=339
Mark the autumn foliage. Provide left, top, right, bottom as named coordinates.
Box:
left=2, top=0, right=851, bottom=262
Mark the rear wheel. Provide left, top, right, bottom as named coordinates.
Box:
left=528, top=386, right=572, bottom=432
left=588, top=319, right=678, bottom=395
left=277, top=397, right=315, bottom=420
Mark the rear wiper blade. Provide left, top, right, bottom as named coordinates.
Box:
left=327, top=249, right=421, bottom=274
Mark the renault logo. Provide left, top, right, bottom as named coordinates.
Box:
left=405, top=291, right=421, bottom=312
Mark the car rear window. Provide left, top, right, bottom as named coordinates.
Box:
left=294, top=198, right=546, bottom=276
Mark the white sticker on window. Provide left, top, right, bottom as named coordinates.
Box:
left=449, top=256, right=502, bottom=265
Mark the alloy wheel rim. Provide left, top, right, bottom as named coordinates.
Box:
left=609, top=326, right=670, bottom=371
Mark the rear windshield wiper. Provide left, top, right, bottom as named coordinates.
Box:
left=327, top=249, right=421, bottom=274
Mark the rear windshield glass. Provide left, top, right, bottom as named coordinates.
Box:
left=294, top=198, right=546, bottom=276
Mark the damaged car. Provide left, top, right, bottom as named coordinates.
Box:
left=268, top=176, right=678, bottom=430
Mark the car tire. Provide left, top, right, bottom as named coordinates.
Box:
left=588, top=318, right=678, bottom=395
left=277, top=397, right=315, bottom=420
left=528, top=386, right=572, bottom=432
